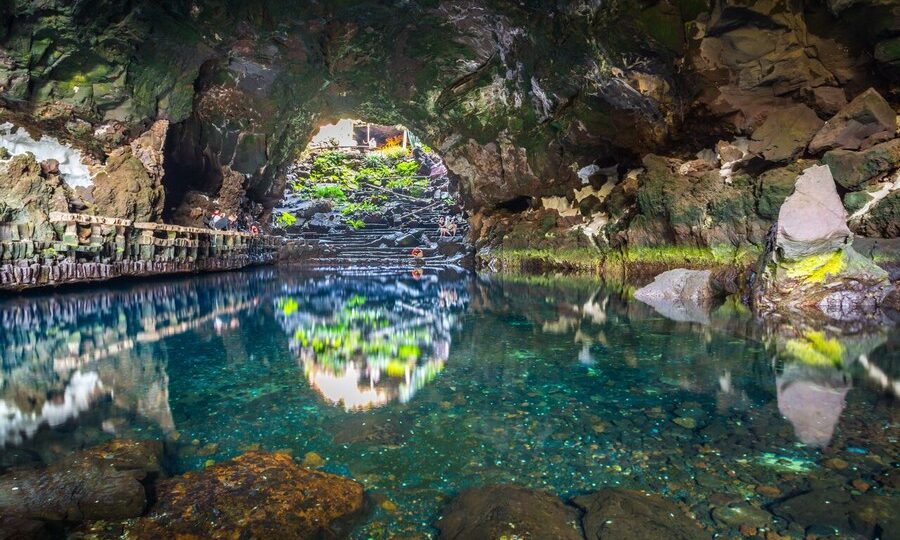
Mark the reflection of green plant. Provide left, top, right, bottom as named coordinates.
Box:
left=347, top=295, right=366, bottom=307
left=276, top=212, right=297, bottom=227
left=347, top=218, right=365, bottom=230
left=278, top=297, right=299, bottom=316
left=784, top=331, right=844, bottom=366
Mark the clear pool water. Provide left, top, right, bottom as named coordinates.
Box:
left=1, top=268, right=897, bottom=537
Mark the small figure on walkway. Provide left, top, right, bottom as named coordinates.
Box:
left=410, top=247, right=424, bottom=258
left=438, top=216, right=457, bottom=237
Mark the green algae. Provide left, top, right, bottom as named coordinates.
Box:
left=783, top=250, right=845, bottom=284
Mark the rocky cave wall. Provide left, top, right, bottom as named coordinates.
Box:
left=1, top=0, right=898, bottom=251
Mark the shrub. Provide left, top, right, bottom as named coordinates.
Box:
left=312, top=185, right=347, bottom=201
left=346, top=218, right=365, bottom=230
left=394, top=160, right=419, bottom=176
left=276, top=211, right=297, bottom=227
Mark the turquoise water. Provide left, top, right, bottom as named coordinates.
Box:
left=1, top=268, right=897, bottom=537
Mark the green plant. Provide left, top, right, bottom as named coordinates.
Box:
left=311, top=185, right=347, bottom=201
left=379, top=145, right=411, bottom=160
left=341, top=201, right=380, bottom=215
left=364, top=153, right=387, bottom=168
left=276, top=211, right=298, bottom=227
left=346, top=218, right=365, bottom=230
left=394, top=160, right=419, bottom=176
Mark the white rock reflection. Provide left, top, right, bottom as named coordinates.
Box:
left=776, top=364, right=850, bottom=448
left=1, top=371, right=104, bottom=446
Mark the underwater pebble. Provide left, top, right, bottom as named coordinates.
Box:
left=851, top=479, right=870, bottom=492
left=824, top=458, right=849, bottom=471
left=673, top=417, right=697, bottom=429
left=302, top=452, right=325, bottom=468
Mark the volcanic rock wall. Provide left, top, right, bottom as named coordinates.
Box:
left=0, top=0, right=898, bottom=256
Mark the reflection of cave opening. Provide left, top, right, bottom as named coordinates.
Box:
left=275, top=119, right=471, bottom=271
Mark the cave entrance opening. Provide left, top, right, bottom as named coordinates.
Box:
left=274, top=119, right=470, bottom=272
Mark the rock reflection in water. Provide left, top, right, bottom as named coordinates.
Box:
left=0, top=270, right=279, bottom=453
left=275, top=273, right=469, bottom=410
left=0, top=269, right=896, bottom=539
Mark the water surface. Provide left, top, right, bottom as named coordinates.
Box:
left=1, top=269, right=897, bottom=537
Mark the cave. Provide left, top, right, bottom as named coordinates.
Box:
left=0, top=1, right=899, bottom=538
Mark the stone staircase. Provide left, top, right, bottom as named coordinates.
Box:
left=277, top=162, right=471, bottom=273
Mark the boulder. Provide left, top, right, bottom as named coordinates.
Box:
left=0, top=439, right=162, bottom=523
left=748, top=104, right=824, bottom=162
left=822, top=138, right=900, bottom=190
left=633, top=269, right=715, bottom=324
left=129, top=451, right=364, bottom=539
left=572, top=488, right=706, bottom=540
left=754, top=165, right=893, bottom=322
left=853, top=190, right=900, bottom=238
left=775, top=165, right=851, bottom=260
left=435, top=485, right=582, bottom=540
left=39, top=158, right=60, bottom=176
left=812, top=86, right=847, bottom=116
left=771, top=490, right=900, bottom=539
left=808, top=88, right=896, bottom=154
left=292, top=199, right=333, bottom=219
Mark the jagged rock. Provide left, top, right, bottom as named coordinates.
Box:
left=443, top=134, right=544, bottom=208
left=634, top=269, right=714, bottom=324
left=128, top=451, right=364, bottom=539
left=217, top=165, right=245, bottom=215
left=292, top=199, right=333, bottom=219
left=435, top=485, right=582, bottom=540
left=748, top=104, right=824, bottom=162
left=823, top=138, right=900, bottom=190
left=39, top=158, right=59, bottom=175
left=853, top=190, right=900, bottom=238
left=808, top=88, right=897, bottom=154
left=812, top=86, right=848, bottom=116
left=0, top=439, right=162, bottom=523
left=572, top=488, right=706, bottom=540
left=756, top=162, right=815, bottom=220
left=775, top=165, right=852, bottom=260
left=0, top=153, right=73, bottom=240
left=91, top=146, right=166, bottom=221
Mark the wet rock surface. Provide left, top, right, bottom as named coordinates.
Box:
left=573, top=488, right=706, bottom=540
left=0, top=439, right=162, bottom=523
left=436, top=485, right=582, bottom=540
left=128, top=451, right=365, bottom=539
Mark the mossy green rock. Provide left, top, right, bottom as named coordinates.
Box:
left=823, top=139, right=900, bottom=190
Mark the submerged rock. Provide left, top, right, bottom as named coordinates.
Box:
left=633, top=269, right=714, bottom=324
left=0, top=439, right=162, bottom=523
left=436, top=484, right=582, bottom=540
left=771, top=489, right=900, bottom=539
left=129, top=451, right=364, bottom=539
left=572, top=488, right=706, bottom=540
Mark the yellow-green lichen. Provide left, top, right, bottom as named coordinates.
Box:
left=783, top=250, right=845, bottom=284
left=784, top=331, right=844, bottom=367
